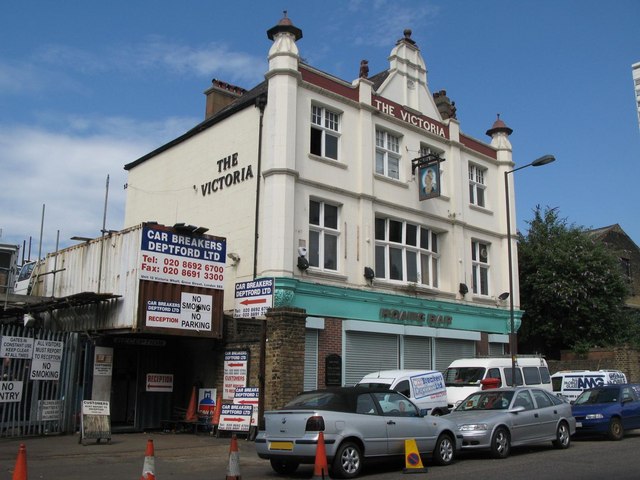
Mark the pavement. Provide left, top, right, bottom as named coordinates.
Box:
left=0, top=430, right=281, bottom=479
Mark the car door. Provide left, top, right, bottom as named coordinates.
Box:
left=510, top=390, right=539, bottom=443
left=530, top=388, right=558, bottom=439
left=620, top=386, right=640, bottom=430
left=353, top=392, right=390, bottom=457
left=371, top=391, right=438, bottom=455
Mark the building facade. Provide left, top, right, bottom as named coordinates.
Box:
left=18, top=16, right=531, bottom=431
left=124, top=18, right=521, bottom=393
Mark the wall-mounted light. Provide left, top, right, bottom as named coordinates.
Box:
left=364, top=266, right=375, bottom=285
left=23, top=313, right=37, bottom=327
left=297, top=256, right=309, bottom=270
left=498, top=292, right=510, bottom=301
left=227, top=253, right=241, bottom=266
left=459, top=283, right=469, bottom=296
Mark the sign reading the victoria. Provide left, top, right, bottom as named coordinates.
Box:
left=139, top=225, right=226, bottom=289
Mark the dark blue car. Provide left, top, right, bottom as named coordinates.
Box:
left=571, top=384, right=640, bottom=440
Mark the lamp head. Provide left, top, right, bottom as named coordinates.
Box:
left=531, top=155, right=555, bottom=167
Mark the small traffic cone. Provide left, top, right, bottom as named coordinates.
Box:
left=225, top=434, right=241, bottom=480
left=312, top=431, right=331, bottom=479
left=211, top=393, right=222, bottom=426
left=402, top=438, right=427, bottom=474
left=12, top=443, right=27, bottom=480
left=140, top=439, right=156, bottom=479
left=185, top=386, right=197, bottom=422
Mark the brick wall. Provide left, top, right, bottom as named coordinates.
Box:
left=264, top=307, right=307, bottom=410
left=317, top=317, right=343, bottom=388
left=547, top=346, right=640, bottom=382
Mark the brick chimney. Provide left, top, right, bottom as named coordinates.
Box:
left=204, top=79, right=247, bottom=119
left=433, top=90, right=457, bottom=120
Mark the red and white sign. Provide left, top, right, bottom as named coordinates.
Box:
left=234, top=387, right=259, bottom=426
left=145, top=292, right=213, bottom=331
left=218, top=403, right=252, bottom=432
left=223, top=351, right=248, bottom=400
left=146, top=373, right=174, bottom=392
left=234, top=278, right=273, bottom=318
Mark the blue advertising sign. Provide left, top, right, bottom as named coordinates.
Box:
left=139, top=225, right=226, bottom=289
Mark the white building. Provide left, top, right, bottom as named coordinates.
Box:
left=124, top=15, right=521, bottom=389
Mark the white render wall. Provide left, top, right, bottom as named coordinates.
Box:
left=122, top=31, right=519, bottom=313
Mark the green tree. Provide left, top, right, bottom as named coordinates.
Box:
left=517, top=206, right=629, bottom=358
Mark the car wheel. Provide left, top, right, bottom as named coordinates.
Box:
left=432, top=433, right=455, bottom=466
left=431, top=409, right=442, bottom=416
left=331, top=441, right=363, bottom=479
left=608, top=417, right=624, bottom=441
left=490, top=427, right=511, bottom=459
left=552, top=421, right=571, bottom=449
left=269, top=458, right=299, bottom=474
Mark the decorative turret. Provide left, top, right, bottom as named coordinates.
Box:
left=266, top=11, right=302, bottom=72
left=486, top=114, right=513, bottom=151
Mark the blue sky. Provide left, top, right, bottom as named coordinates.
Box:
left=1, top=0, right=639, bottom=260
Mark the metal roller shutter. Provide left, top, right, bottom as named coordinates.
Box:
left=489, top=342, right=506, bottom=356
left=434, top=338, right=475, bottom=371
left=304, top=329, right=319, bottom=391
left=403, top=336, right=432, bottom=369
left=344, top=331, right=399, bottom=386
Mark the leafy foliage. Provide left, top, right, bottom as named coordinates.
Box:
left=517, top=206, right=630, bottom=358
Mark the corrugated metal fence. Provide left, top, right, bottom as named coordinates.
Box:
left=0, top=324, right=82, bottom=437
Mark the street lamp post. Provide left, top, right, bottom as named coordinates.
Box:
left=505, top=154, right=555, bottom=386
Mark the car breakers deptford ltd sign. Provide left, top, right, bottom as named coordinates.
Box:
left=234, top=278, right=273, bottom=318
left=139, top=225, right=226, bottom=289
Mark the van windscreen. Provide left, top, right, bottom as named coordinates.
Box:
left=444, top=367, right=485, bottom=386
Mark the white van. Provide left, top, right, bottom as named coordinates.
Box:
left=356, top=370, right=449, bottom=415
left=551, top=370, right=627, bottom=402
left=443, top=356, right=552, bottom=409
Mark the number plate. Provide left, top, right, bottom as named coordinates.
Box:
left=576, top=422, right=582, bottom=428
left=269, top=441, right=294, bottom=451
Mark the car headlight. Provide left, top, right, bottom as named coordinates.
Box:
left=585, top=413, right=604, bottom=420
left=459, top=424, right=488, bottom=431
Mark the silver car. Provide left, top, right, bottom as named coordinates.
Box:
left=255, top=386, right=462, bottom=478
left=445, top=387, right=576, bottom=458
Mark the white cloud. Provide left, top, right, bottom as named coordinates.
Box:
left=0, top=116, right=193, bottom=257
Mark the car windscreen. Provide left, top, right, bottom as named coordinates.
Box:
left=574, top=387, right=620, bottom=405
left=284, top=391, right=352, bottom=412
left=455, top=391, right=515, bottom=411
left=444, top=367, right=486, bottom=386
left=358, top=381, right=392, bottom=389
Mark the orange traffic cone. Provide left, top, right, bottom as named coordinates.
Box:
left=225, top=434, right=241, bottom=480
left=185, top=386, right=197, bottom=422
left=210, top=393, right=223, bottom=435
left=312, top=431, right=331, bottom=479
left=12, top=443, right=27, bottom=480
left=140, top=438, right=156, bottom=479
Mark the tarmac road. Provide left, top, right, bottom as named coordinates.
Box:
left=0, top=431, right=265, bottom=479
left=2, top=430, right=640, bottom=479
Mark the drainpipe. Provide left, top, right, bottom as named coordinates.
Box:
left=254, top=93, right=268, bottom=433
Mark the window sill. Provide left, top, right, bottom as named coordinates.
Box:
left=304, top=268, right=348, bottom=282
left=469, top=204, right=493, bottom=215
left=308, top=153, right=347, bottom=169
left=373, top=173, right=409, bottom=188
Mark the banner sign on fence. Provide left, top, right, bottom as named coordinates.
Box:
left=30, top=339, right=64, bottom=380
left=0, top=336, right=34, bottom=359
left=0, top=381, right=23, bottom=402
left=38, top=399, right=62, bottom=421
